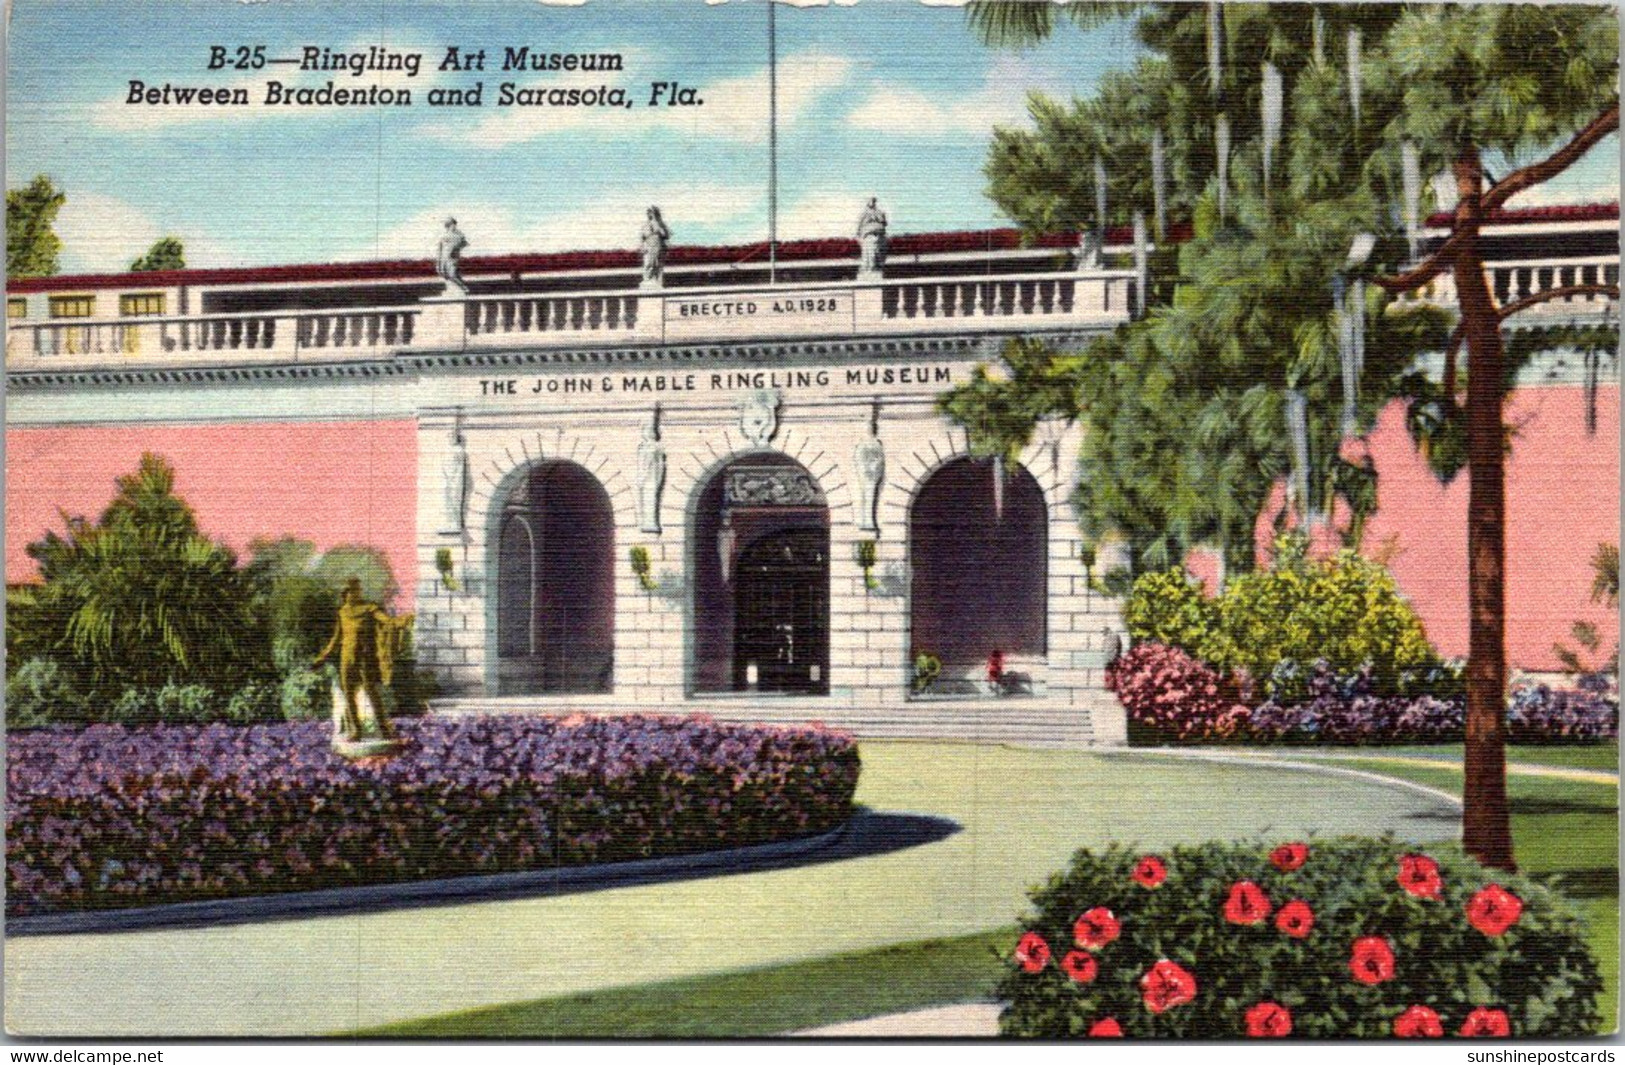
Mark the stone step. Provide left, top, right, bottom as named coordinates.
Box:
left=431, top=698, right=1102, bottom=745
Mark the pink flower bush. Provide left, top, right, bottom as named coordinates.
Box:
left=1105, top=643, right=1249, bottom=741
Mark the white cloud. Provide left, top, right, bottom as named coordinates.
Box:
left=55, top=193, right=161, bottom=274
left=706, top=0, right=860, bottom=6
left=777, top=190, right=872, bottom=241
left=55, top=193, right=237, bottom=273
left=1500, top=179, right=1621, bottom=209
left=846, top=54, right=1064, bottom=137
left=354, top=183, right=765, bottom=261
left=418, top=52, right=851, bottom=148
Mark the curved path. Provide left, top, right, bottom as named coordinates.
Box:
left=5, top=741, right=1460, bottom=1037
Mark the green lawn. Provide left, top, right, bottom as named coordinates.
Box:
left=1359, top=743, right=1619, bottom=773
left=364, top=744, right=1618, bottom=1039
left=362, top=929, right=1014, bottom=1038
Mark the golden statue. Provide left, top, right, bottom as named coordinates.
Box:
left=314, top=578, right=415, bottom=748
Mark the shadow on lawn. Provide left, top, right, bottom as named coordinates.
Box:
left=8, top=808, right=961, bottom=938
left=1510, top=797, right=1621, bottom=817
left=1538, top=867, right=1620, bottom=900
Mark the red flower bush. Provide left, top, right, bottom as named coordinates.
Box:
left=1466, top=884, right=1524, bottom=936
left=1460, top=1007, right=1512, bottom=1037
left=1014, top=932, right=1051, bottom=973
left=1074, top=907, right=1121, bottom=950
left=998, top=840, right=1603, bottom=1039
left=1269, top=843, right=1308, bottom=871
left=1245, top=1002, right=1292, bottom=1037
left=1060, top=951, right=1099, bottom=984
left=1349, top=936, right=1396, bottom=985
left=1132, top=855, right=1168, bottom=889
left=1393, top=1005, right=1444, bottom=1038
left=1141, top=959, right=1198, bottom=1013
left=1275, top=899, right=1314, bottom=938
left=1398, top=853, right=1443, bottom=899
left=1223, top=880, right=1272, bottom=925
left=1104, top=642, right=1249, bottom=741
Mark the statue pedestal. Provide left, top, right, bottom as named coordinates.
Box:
left=329, top=681, right=402, bottom=760
left=332, top=735, right=404, bottom=759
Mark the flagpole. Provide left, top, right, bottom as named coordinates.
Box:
left=768, top=0, right=778, bottom=284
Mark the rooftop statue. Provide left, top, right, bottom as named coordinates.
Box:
left=640, top=205, right=671, bottom=288
left=856, top=197, right=888, bottom=278
left=435, top=217, right=469, bottom=295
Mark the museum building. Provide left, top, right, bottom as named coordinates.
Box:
left=5, top=203, right=1618, bottom=743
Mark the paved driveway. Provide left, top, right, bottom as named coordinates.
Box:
left=5, top=742, right=1459, bottom=1037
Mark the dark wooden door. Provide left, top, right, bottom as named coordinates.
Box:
left=733, top=529, right=829, bottom=694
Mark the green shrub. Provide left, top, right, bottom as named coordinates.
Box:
left=7, top=455, right=273, bottom=703
left=224, top=681, right=282, bottom=724
left=998, top=838, right=1601, bottom=1038
left=1123, top=541, right=1441, bottom=700
left=1121, top=569, right=1227, bottom=665
left=1219, top=549, right=1437, bottom=698
left=388, top=660, right=439, bottom=717
left=108, top=683, right=219, bottom=726
left=280, top=666, right=330, bottom=721
left=5, top=658, right=90, bottom=728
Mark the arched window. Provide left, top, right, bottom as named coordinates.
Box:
left=909, top=458, right=1047, bottom=690
left=494, top=461, right=615, bottom=694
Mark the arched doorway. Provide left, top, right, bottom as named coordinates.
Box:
left=493, top=460, right=614, bottom=695
left=691, top=454, right=830, bottom=695
left=909, top=457, right=1047, bottom=691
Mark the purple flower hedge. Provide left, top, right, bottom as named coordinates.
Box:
left=1111, top=643, right=1617, bottom=745
left=1506, top=678, right=1619, bottom=744
left=6, top=714, right=860, bottom=917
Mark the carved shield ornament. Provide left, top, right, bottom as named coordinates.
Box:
left=739, top=389, right=781, bottom=447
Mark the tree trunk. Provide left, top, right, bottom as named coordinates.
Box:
left=1452, top=151, right=1516, bottom=871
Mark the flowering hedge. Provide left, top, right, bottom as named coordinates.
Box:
left=1506, top=677, right=1619, bottom=744
left=1104, top=643, right=1249, bottom=742
left=1246, top=662, right=1464, bottom=744
left=1110, top=644, right=1616, bottom=746
left=999, top=839, right=1601, bottom=1038
left=6, top=715, right=860, bottom=917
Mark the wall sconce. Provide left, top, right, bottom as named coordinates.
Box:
left=629, top=546, right=657, bottom=592
left=435, top=547, right=458, bottom=591
left=855, top=539, right=879, bottom=591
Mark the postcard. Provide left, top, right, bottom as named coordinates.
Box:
left=4, top=0, right=1619, bottom=1041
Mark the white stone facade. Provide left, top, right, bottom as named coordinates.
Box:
left=410, top=342, right=1128, bottom=744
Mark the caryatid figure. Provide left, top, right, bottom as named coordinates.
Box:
left=640, top=206, right=671, bottom=288
left=636, top=411, right=666, bottom=534
left=436, top=217, right=469, bottom=295
left=856, top=197, right=888, bottom=278
left=314, top=579, right=414, bottom=744
left=439, top=415, right=468, bottom=535
left=853, top=408, right=885, bottom=533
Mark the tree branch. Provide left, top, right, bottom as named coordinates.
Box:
left=1440, top=283, right=1619, bottom=397
left=1496, top=283, right=1619, bottom=322
left=1484, top=102, right=1621, bottom=212
left=1372, top=229, right=1469, bottom=295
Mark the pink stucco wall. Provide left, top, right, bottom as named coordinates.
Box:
left=6, top=421, right=420, bottom=609
left=6, top=386, right=1616, bottom=671
left=1360, top=386, right=1619, bottom=671
left=1208, top=385, right=1619, bottom=672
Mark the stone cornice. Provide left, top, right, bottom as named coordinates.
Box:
left=6, top=329, right=1109, bottom=392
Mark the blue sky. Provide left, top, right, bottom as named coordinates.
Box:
left=6, top=0, right=1618, bottom=274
